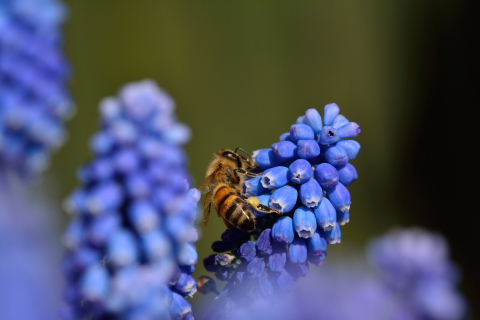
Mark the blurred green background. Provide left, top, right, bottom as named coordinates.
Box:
left=45, top=0, right=475, bottom=318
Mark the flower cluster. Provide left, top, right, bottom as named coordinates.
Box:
left=0, top=0, right=72, bottom=178
left=199, top=104, right=361, bottom=309
left=367, top=228, right=466, bottom=320
left=62, top=80, right=199, bottom=320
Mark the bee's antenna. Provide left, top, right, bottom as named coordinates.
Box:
left=235, top=147, right=253, bottom=159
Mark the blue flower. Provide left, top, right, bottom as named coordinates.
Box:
left=62, top=80, right=199, bottom=320
left=0, top=0, right=73, bottom=179
left=199, top=103, right=361, bottom=309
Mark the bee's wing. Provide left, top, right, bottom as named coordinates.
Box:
left=203, top=190, right=214, bottom=230
left=198, top=164, right=222, bottom=194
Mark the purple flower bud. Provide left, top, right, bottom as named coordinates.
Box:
left=80, top=264, right=109, bottom=301
left=174, top=273, right=197, bottom=298
left=141, top=230, right=172, bottom=261
left=236, top=272, right=245, bottom=284
left=107, top=229, right=138, bottom=267
left=337, top=210, right=350, bottom=225
left=238, top=241, right=256, bottom=262
left=247, top=257, right=265, bottom=278
left=324, top=145, right=348, bottom=166
left=127, top=201, right=160, bottom=233
left=318, top=126, right=340, bottom=145
left=252, top=148, right=282, bottom=170
left=169, top=292, right=192, bottom=320
left=215, top=267, right=230, bottom=281
left=332, top=114, right=349, bottom=129
left=323, top=103, right=340, bottom=126
left=288, top=159, right=313, bottom=184
left=203, top=255, right=220, bottom=272
left=181, top=265, right=195, bottom=275
left=243, top=176, right=269, bottom=196
left=336, top=140, right=361, bottom=161
left=307, top=230, right=327, bottom=256
left=289, top=237, right=308, bottom=265
left=269, top=185, right=298, bottom=213
left=326, top=183, right=351, bottom=213
left=272, top=141, right=298, bottom=162
left=296, top=116, right=305, bottom=124
left=314, top=163, right=339, bottom=189
left=337, top=122, right=361, bottom=138
left=314, top=197, right=336, bottom=231
left=304, top=108, right=323, bottom=134
left=293, top=206, right=317, bottom=238
left=296, top=140, right=320, bottom=159
left=308, top=254, right=326, bottom=266
left=279, top=132, right=292, bottom=142
left=269, top=246, right=287, bottom=273
left=271, top=216, right=295, bottom=246
left=325, top=222, right=341, bottom=245
left=257, top=277, right=273, bottom=297
left=277, top=269, right=294, bottom=292
left=221, top=228, right=246, bottom=241
left=299, top=178, right=322, bottom=208
left=290, top=124, right=315, bottom=142
left=261, top=166, right=289, bottom=190
left=211, top=240, right=235, bottom=253
left=336, top=163, right=358, bottom=186
left=256, top=229, right=273, bottom=255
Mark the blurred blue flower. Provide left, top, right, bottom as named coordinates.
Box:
left=62, top=80, right=199, bottom=320
left=0, top=0, right=73, bottom=178
left=202, top=228, right=466, bottom=320
left=199, top=104, right=361, bottom=307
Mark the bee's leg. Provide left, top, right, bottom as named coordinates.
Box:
left=234, top=169, right=262, bottom=180
left=244, top=196, right=283, bottom=216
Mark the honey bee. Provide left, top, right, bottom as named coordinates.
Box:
left=199, top=148, right=281, bottom=233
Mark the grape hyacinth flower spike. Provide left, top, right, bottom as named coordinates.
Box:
left=62, top=80, right=199, bottom=320
left=198, top=103, right=361, bottom=317
left=0, top=0, right=73, bottom=179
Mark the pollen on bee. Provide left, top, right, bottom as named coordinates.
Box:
left=247, top=196, right=260, bottom=208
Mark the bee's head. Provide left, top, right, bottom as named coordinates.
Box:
left=217, top=149, right=257, bottom=169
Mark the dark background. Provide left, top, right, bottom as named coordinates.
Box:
left=44, top=0, right=478, bottom=317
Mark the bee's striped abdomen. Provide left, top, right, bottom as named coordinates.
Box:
left=214, top=185, right=255, bottom=232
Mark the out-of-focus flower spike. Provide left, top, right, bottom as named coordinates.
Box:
left=271, top=216, right=295, bottom=246
left=293, top=206, right=317, bottom=239
left=304, top=108, right=323, bottom=134
left=313, top=197, right=337, bottom=231
left=296, top=140, right=320, bottom=159
left=290, top=124, right=314, bottom=142
left=79, top=264, right=110, bottom=301
left=299, top=178, right=322, bottom=208
left=314, top=163, right=339, bottom=189
left=336, top=140, right=361, bottom=161
left=288, top=159, right=313, bottom=184
left=323, top=103, right=340, bottom=126
left=323, top=145, right=348, bottom=166
left=336, top=163, right=358, bottom=187
left=332, top=114, right=349, bottom=129
left=269, top=185, right=298, bottom=213
left=271, top=141, right=298, bottom=162
left=325, top=183, right=351, bottom=213
left=107, top=229, right=138, bottom=267
left=325, top=223, right=341, bottom=245
left=288, top=237, right=308, bottom=265
left=261, top=166, right=289, bottom=190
